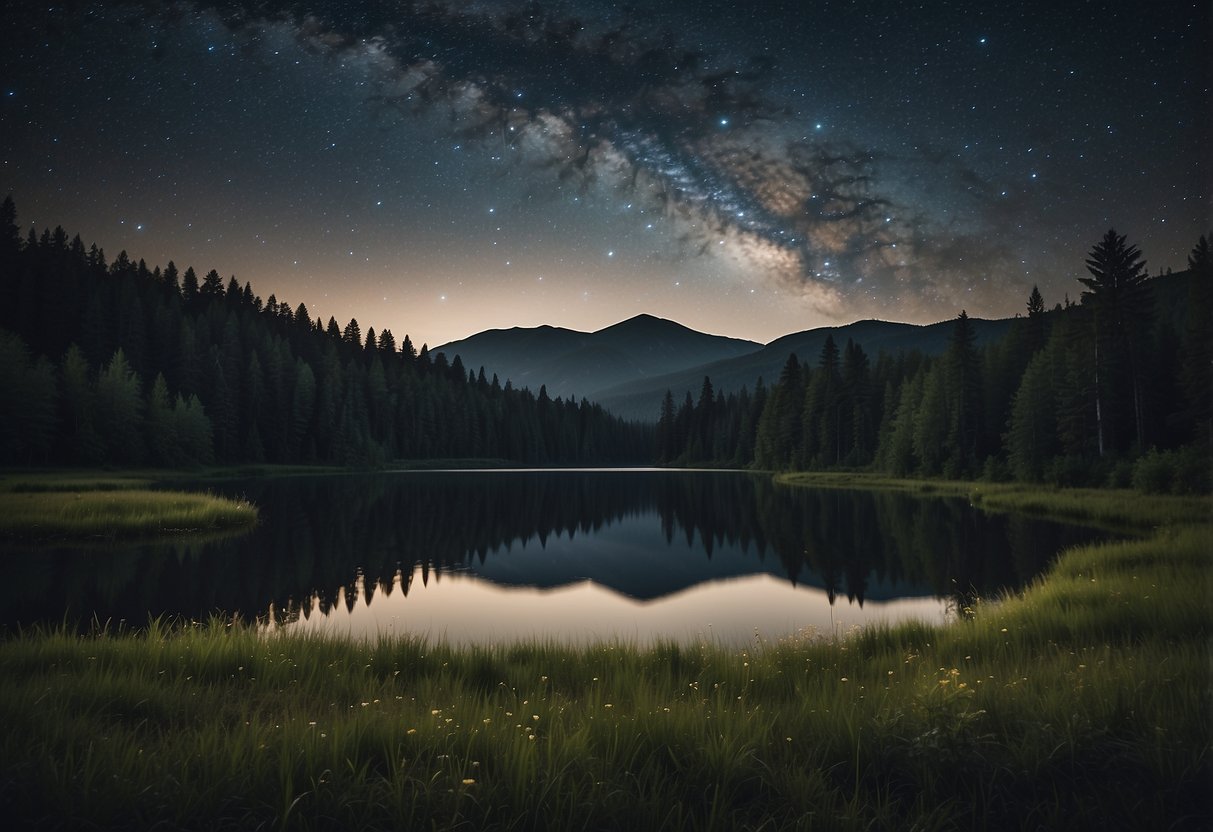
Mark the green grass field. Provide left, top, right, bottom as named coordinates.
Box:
left=0, top=473, right=1208, bottom=830
left=0, top=471, right=258, bottom=541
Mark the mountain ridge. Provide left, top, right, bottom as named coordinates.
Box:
left=435, top=269, right=1191, bottom=422
left=436, top=311, right=1018, bottom=421
left=435, top=314, right=763, bottom=403
left=595, top=315, right=1015, bottom=420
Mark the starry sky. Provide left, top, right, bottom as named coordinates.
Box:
left=2, top=1, right=1208, bottom=348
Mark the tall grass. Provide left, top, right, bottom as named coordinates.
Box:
left=0, top=482, right=258, bottom=541
left=0, top=477, right=1209, bottom=829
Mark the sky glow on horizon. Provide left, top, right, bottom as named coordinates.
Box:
left=1, top=1, right=1207, bottom=348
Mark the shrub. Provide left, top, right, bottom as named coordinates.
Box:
left=1132, top=449, right=1172, bottom=494
left=1133, top=444, right=1213, bottom=495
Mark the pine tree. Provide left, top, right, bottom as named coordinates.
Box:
left=181, top=267, right=199, bottom=305
left=59, top=344, right=104, bottom=463
left=175, top=394, right=215, bottom=465
left=694, top=376, right=715, bottom=460
left=1180, top=234, right=1213, bottom=444
left=93, top=348, right=145, bottom=464
left=0, top=330, right=55, bottom=463
left=146, top=373, right=181, bottom=466
left=1006, top=345, right=1057, bottom=481
left=163, top=261, right=180, bottom=293
left=201, top=269, right=225, bottom=298
left=946, top=310, right=982, bottom=474
left=913, top=364, right=948, bottom=475
left=657, top=389, right=677, bottom=463
left=879, top=369, right=924, bottom=475
left=1026, top=284, right=1046, bottom=354
left=804, top=336, right=841, bottom=466
left=1079, top=229, right=1152, bottom=452
left=0, top=196, right=21, bottom=321
left=754, top=353, right=803, bottom=468
left=842, top=339, right=872, bottom=464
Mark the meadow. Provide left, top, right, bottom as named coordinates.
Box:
left=0, top=471, right=258, bottom=542
left=0, top=473, right=1208, bottom=830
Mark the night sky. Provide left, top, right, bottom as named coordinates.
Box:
left=2, top=1, right=1208, bottom=349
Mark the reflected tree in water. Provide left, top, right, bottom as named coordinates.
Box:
left=1, top=473, right=1104, bottom=631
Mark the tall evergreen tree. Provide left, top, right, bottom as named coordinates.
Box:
left=201, top=269, right=225, bottom=298
left=1079, top=229, right=1152, bottom=452
left=1006, top=345, right=1058, bottom=481
left=657, top=389, right=677, bottom=463
left=59, top=344, right=104, bottom=463
left=946, top=310, right=982, bottom=474
left=93, top=348, right=145, bottom=464
left=1026, top=284, right=1047, bottom=355
left=181, top=267, right=200, bottom=305
left=842, top=339, right=873, bottom=464
left=146, top=373, right=181, bottom=466
left=754, top=353, right=803, bottom=468
left=803, top=336, right=841, bottom=466
left=1180, top=234, right=1213, bottom=445
left=0, top=329, right=55, bottom=463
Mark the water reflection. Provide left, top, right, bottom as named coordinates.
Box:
left=0, top=471, right=1105, bottom=644
left=271, top=567, right=946, bottom=646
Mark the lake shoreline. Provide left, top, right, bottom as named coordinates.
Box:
left=1, top=473, right=1208, bottom=829
left=0, top=469, right=259, bottom=542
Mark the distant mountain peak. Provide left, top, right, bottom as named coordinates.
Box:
left=597, top=313, right=674, bottom=331
left=434, top=314, right=762, bottom=402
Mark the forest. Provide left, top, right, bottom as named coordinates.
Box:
left=658, top=229, right=1211, bottom=493
left=0, top=197, right=651, bottom=467
left=1, top=193, right=1208, bottom=493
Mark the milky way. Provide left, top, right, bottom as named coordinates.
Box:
left=1, top=0, right=1206, bottom=345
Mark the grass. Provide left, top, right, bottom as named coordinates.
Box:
left=0, top=474, right=1208, bottom=830
left=0, top=471, right=258, bottom=542
left=775, top=470, right=1211, bottom=533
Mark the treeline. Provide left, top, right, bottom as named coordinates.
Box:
left=0, top=196, right=651, bottom=467
left=659, top=229, right=1212, bottom=493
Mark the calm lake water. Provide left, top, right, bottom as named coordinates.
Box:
left=2, top=470, right=1106, bottom=645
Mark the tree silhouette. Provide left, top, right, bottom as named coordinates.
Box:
left=1079, top=229, right=1152, bottom=452
left=946, top=310, right=982, bottom=474
left=1180, top=234, right=1212, bottom=444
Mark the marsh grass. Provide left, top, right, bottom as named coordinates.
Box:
left=0, top=472, right=258, bottom=541
left=0, top=476, right=1209, bottom=830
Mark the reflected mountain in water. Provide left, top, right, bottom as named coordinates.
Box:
left=0, top=470, right=1105, bottom=635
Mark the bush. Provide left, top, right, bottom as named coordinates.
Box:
left=1105, top=458, right=1135, bottom=489
left=1132, top=445, right=1212, bottom=495
left=1132, top=449, right=1172, bottom=494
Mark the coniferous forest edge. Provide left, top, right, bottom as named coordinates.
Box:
left=0, top=195, right=1208, bottom=495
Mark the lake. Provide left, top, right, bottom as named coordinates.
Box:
left=1, top=470, right=1106, bottom=645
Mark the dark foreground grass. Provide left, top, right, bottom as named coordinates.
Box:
left=0, top=477, right=1208, bottom=830
left=0, top=472, right=258, bottom=541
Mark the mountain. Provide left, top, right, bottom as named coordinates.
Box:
left=595, top=316, right=1016, bottom=421
left=434, top=314, right=763, bottom=403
